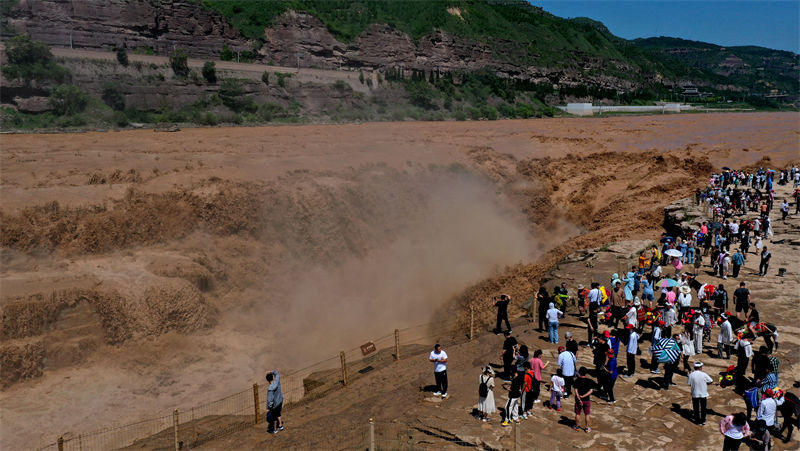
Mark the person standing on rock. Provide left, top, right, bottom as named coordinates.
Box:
left=546, top=302, right=563, bottom=344
left=734, top=282, right=750, bottom=320
left=502, top=368, right=523, bottom=426
left=734, top=336, right=753, bottom=393
left=587, top=283, right=602, bottom=343
left=601, top=350, right=618, bottom=404
left=429, top=344, right=448, bottom=398
left=550, top=369, right=565, bottom=411
left=717, top=313, right=733, bottom=359
left=266, top=370, right=284, bottom=434
left=565, top=332, right=579, bottom=356
left=758, top=247, right=771, bottom=277
left=794, top=188, right=800, bottom=214
left=528, top=349, right=548, bottom=409
left=693, top=311, right=706, bottom=356
left=477, top=366, right=496, bottom=422
left=572, top=367, right=594, bottom=433
left=688, top=362, right=714, bottom=425
left=624, top=324, right=639, bottom=377
left=501, top=331, right=518, bottom=381
left=558, top=345, right=577, bottom=399
left=493, top=294, right=512, bottom=335
left=536, top=287, right=551, bottom=332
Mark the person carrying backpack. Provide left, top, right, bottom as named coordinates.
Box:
left=477, top=366, right=496, bottom=422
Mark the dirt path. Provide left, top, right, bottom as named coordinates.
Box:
left=47, top=46, right=372, bottom=93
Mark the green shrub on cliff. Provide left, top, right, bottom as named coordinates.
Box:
left=202, top=61, right=217, bottom=83
left=48, top=85, right=88, bottom=116
left=169, top=49, right=190, bottom=78
left=101, top=83, right=126, bottom=111
left=218, top=79, right=258, bottom=113
left=2, top=34, right=70, bottom=84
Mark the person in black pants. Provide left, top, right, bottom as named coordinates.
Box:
left=429, top=344, right=448, bottom=398
left=501, top=331, right=518, bottom=381
left=758, top=247, right=771, bottom=276
left=494, top=294, right=512, bottom=334
left=777, top=392, right=799, bottom=442
left=662, top=335, right=680, bottom=390
left=536, top=288, right=550, bottom=332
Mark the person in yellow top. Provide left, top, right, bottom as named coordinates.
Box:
left=638, top=251, right=650, bottom=275
left=651, top=246, right=662, bottom=265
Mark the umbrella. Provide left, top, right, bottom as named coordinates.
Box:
left=722, top=166, right=731, bottom=170
left=660, top=236, right=673, bottom=243
left=660, top=279, right=678, bottom=288
left=664, top=249, right=683, bottom=257
left=709, top=222, right=723, bottom=230
left=651, top=338, right=681, bottom=363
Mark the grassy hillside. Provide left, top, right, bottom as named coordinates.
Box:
left=202, top=0, right=797, bottom=96
left=203, top=0, right=667, bottom=73
left=635, top=37, right=800, bottom=94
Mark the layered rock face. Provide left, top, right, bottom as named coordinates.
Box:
left=260, top=11, right=638, bottom=90
left=6, top=0, right=248, bottom=57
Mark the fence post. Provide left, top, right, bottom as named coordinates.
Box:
left=394, top=329, right=401, bottom=360
left=340, top=351, right=348, bottom=386
left=369, top=418, right=375, bottom=451
left=513, top=420, right=520, bottom=451
left=78, top=434, right=83, bottom=451
left=469, top=305, right=474, bottom=341
left=57, top=437, right=64, bottom=451
left=173, top=409, right=180, bottom=451
left=253, top=382, right=261, bottom=425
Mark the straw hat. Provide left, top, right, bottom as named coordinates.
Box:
left=679, top=285, right=691, bottom=295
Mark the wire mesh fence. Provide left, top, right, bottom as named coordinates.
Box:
left=34, top=317, right=473, bottom=451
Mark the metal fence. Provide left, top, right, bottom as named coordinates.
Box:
left=34, top=315, right=476, bottom=451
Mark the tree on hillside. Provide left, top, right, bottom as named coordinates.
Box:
left=202, top=61, right=217, bottom=84
left=169, top=49, right=190, bottom=78
left=49, top=84, right=88, bottom=115
left=102, top=83, right=126, bottom=111
left=2, top=34, right=70, bottom=84
left=116, top=47, right=129, bottom=67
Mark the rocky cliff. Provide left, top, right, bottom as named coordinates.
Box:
left=5, top=2, right=639, bottom=91
left=5, top=0, right=249, bottom=58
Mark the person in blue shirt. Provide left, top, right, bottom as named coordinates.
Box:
left=601, top=350, right=618, bottom=403
left=622, top=266, right=636, bottom=302
left=640, top=275, right=654, bottom=306
left=731, top=249, right=746, bottom=278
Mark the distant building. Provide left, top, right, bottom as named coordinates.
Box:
left=681, top=83, right=700, bottom=97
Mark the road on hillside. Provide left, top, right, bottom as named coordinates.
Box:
left=45, top=46, right=373, bottom=92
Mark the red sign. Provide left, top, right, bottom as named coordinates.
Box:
left=360, top=342, right=376, bottom=356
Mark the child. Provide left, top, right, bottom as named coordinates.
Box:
left=550, top=368, right=565, bottom=411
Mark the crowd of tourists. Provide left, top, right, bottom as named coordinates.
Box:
left=427, top=166, right=798, bottom=450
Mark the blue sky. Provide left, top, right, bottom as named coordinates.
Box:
left=534, top=1, right=800, bottom=53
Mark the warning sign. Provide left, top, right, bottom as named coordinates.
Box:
left=360, top=342, right=376, bottom=356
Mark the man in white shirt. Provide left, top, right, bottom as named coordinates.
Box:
left=757, top=389, right=785, bottom=429
left=624, top=324, right=639, bottom=377
left=717, top=314, right=733, bottom=359
left=625, top=303, right=638, bottom=328
left=429, top=344, right=448, bottom=398
left=678, top=286, right=693, bottom=314
left=693, top=312, right=706, bottom=354
left=688, top=361, right=714, bottom=425
left=557, top=346, right=576, bottom=399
